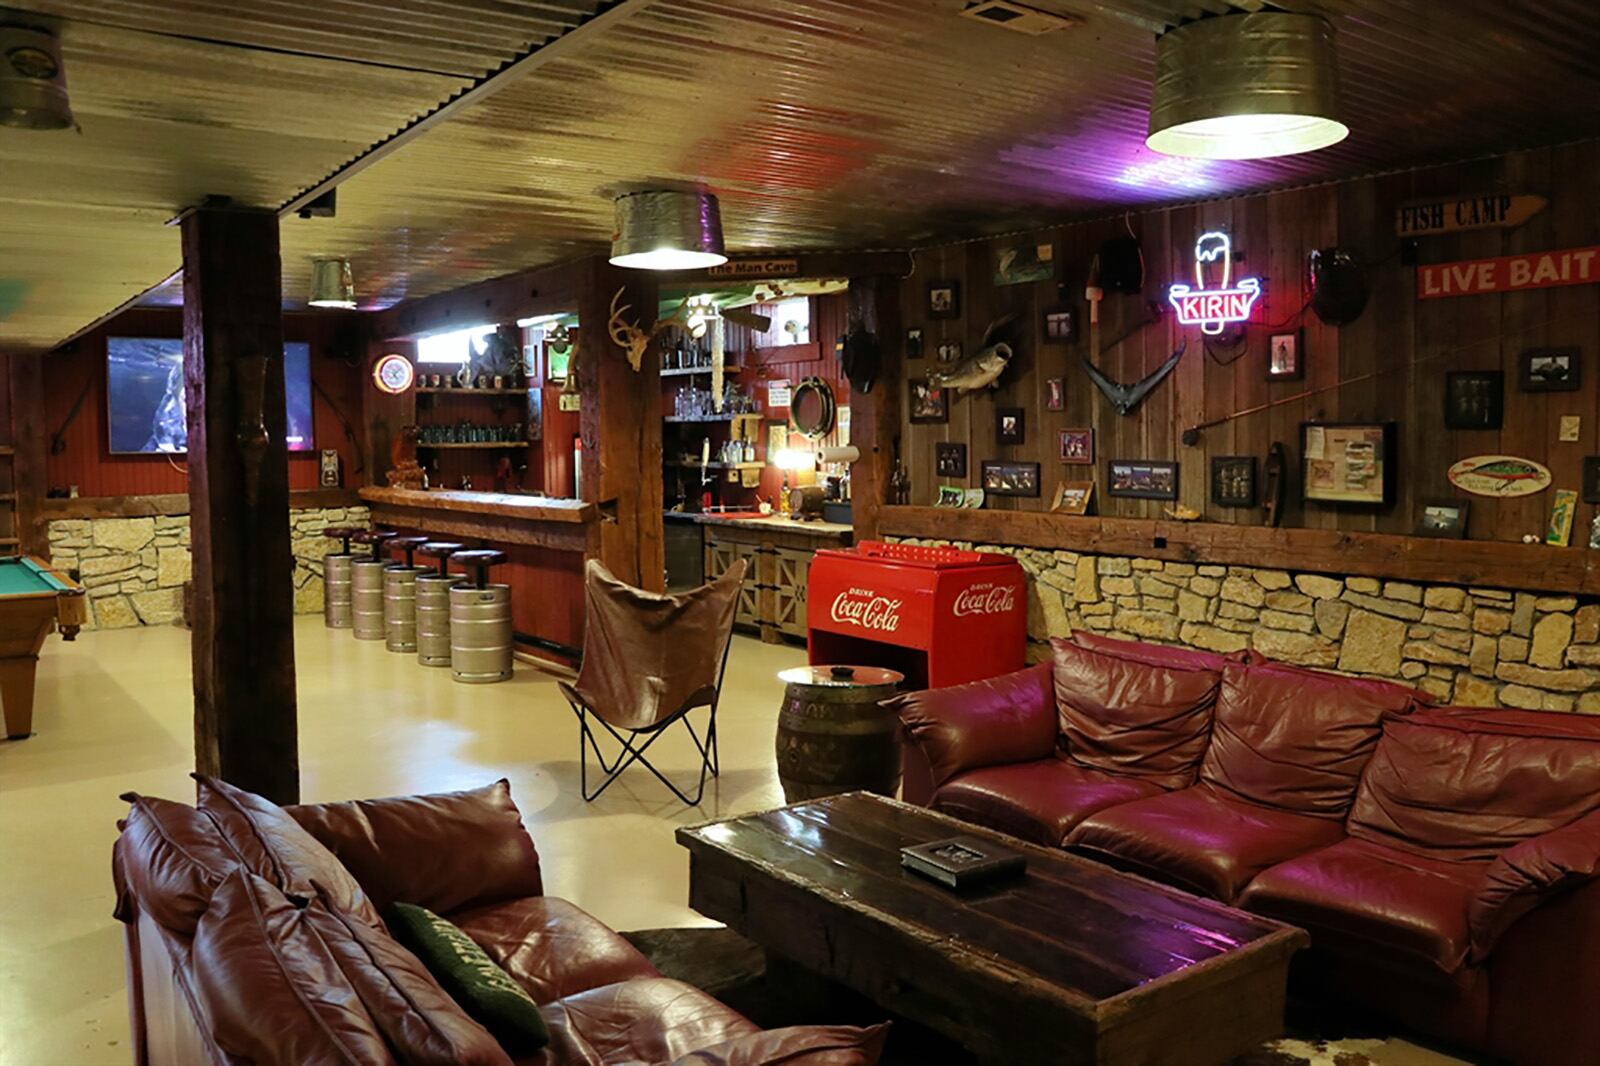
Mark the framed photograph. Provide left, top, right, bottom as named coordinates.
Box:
left=1106, top=459, right=1179, bottom=501
left=1583, top=456, right=1600, bottom=504
left=936, top=341, right=963, bottom=363
left=1042, top=304, right=1077, bottom=345
left=1045, top=377, right=1065, bottom=411
left=1548, top=489, right=1579, bottom=547
left=1267, top=329, right=1303, bottom=382
left=1051, top=480, right=1095, bottom=515
left=1211, top=456, right=1258, bottom=508
left=1058, top=428, right=1094, bottom=464
left=928, top=280, right=961, bottom=320
left=1301, top=422, right=1396, bottom=506
left=1521, top=347, right=1581, bottom=392
left=981, top=460, right=1041, bottom=497
left=905, top=328, right=924, bottom=359
left=526, top=388, right=544, bottom=442
left=994, top=241, right=1055, bottom=287
left=936, top=442, right=967, bottom=479
left=1444, top=371, right=1504, bottom=430
left=908, top=379, right=948, bottom=424
left=1416, top=498, right=1470, bottom=539
left=1560, top=415, right=1582, bottom=442
left=996, top=407, right=1025, bottom=445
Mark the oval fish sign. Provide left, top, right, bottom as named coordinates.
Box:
left=1447, top=455, right=1553, bottom=498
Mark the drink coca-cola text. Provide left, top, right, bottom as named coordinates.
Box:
left=952, top=582, right=1018, bottom=617
left=830, top=587, right=903, bottom=632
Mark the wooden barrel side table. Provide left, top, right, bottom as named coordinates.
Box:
left=775, top=665, right=905, bottom=803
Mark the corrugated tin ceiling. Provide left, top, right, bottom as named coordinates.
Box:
left=5, top=0, right=1600, bottom=351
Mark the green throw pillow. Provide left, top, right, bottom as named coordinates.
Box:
left=385, top=902, right=550, bottom=1053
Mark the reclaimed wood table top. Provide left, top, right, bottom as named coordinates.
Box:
left=677, top=792, right=1308, bottom=1066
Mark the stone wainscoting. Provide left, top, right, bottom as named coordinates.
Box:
left=890, top=537, right=1600, bottom=713
left=46, top=506, right=369, bottom=630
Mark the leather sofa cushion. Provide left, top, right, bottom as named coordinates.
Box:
left=1067, top=784, right=1346, bottom=902
left=521, top=978, right=761, bottom=1066
left=1351, top=716, right=1600, bottom=862
left=932, top=757, right=1165, bottom=846
left=887, top=664, right=1057, bottom=789
left=1201, top=663, right=1419, bottom=818
left=1468, top=809, right=1600, bottom=963
left=191, top=869, right=398, bottom=1066
left=447, top=896, right=659, bottom=1005
left=287, top=778, right=543, bottom=915
left=1050, top=638, right=1219, bottom=789
left=1070, top=630, right=1243, bottom=670
left=665, top=1023, right=890, bottom=1065
left=113, top=793, right=239, bottom=935
left=196, top=775, right=382, bottom=927
left=1240, top=837, right=1482, bottom=978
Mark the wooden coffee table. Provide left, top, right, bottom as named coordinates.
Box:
left=677, top=792, right=1308, bottom=1066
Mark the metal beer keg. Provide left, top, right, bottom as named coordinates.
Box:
left=449, top=550, right=512, bottom=684
left=349, top=530, right=396, bottom=641
left=415, top=541, right=465, bottom=667
left=382, top=536, right=430, bottom=653
left=775, top=665, right=905, bottom=802
left=321, top=526, right=359, bottom=629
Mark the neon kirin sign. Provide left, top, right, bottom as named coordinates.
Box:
left=1167, top=231, right=1262, bottom=335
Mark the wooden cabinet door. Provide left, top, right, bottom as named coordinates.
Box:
left=706, top=534, right=761, bottom=629
left=772, top=547, right=812, bottom=638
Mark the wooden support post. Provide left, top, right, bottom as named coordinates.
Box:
left=846, top=276, right=903, bottom=544
left=12, top=352, right=48, bottom=556
left=576, top=257, right=664, bottom=590
left=182, top=205, right=299, bottom=804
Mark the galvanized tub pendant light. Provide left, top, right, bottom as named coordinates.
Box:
left=0, top=23, right=74, bottom=130
left=1146, top=12, right=1346, bottom=160
left=309, top=258, right=356, bottom=308
left=609, top=190, right=728, bottom=271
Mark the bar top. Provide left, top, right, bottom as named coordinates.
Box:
left=673, top=511, right=853, bottom=536
left=360, top=487, right=597, bottom=525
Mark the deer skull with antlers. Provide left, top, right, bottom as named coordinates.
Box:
left=607, top=287, right=693, bottom=372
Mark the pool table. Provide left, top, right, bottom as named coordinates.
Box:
left=0, top=555, right=86, bottom=740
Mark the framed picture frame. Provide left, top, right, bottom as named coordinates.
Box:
left=996, top=407, right=1025, bottom=445
left=1301, top=421, right=1396, bottom=506
left=1583, top=456, right=1600, bottom=504
left=1042, top=303, right=1077, bottom=345
left=1267, top=329, right=1303, bottom=382
left=1106, top=459, right=1179, bottom=501
left=1548, top=489, right=1578, bottom=547
left=905, top=328, right=924, bottom=359
left=1521, top=347, right=1581, bottom=392
left=1444, top=371, right=1504, bottom=430
left=936, top=442, right=967, bottom=479
left=936, top=341, right=963, bottom=363
left=994, top=241, right=1055, bottom=287
left=1045, top=377, right=1065, bottom=411
left=908, top=379, right=948, bottom=424
left=981, top=460, right=1041, bottom=498
left=1211, top=456, right=1258, bottom=508
left=1415, top=498, right=1470, bottom=539
left=928, top=280, right=961, bottom=320
left=1058, top=428, right=1094, bottom=464
left=1051, top=480, right=1095, bottom=515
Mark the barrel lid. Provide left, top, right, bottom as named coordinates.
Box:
left=778, top=665, right=904, bottom=688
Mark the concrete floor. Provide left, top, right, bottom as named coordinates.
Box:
left=0, top=617, right=803, bottom=1066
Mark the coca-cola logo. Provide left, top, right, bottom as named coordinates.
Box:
left=830, top=587, right=903, bottom=632
left=952, top=583, right=1017, bottom=617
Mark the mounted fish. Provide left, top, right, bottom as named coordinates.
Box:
left=928, top=313, right=1019, bottom=393
left=1081, top=341, right=1186, bottom=416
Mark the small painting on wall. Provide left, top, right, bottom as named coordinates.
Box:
left=1042, top=304, right=1077, bottom=345
left=1051, top=481, right=1095, bottom=515
left=1267, top=329, right=1303, bottom=381
left=1548, top=489, right=1579, bottom=546
left=906, top=328, right=924, bottom=359
left=1416, top=499, right=1470, bottom=539
left=1046, top=377, right=1065, bottom=411
left=1521, top=347, right=1580, bottom=392
left=936, top=442, right=967, bottom=478
left=909, top=379, right=948, bottom=424
left=1211, top=456, right=1257, bottom=508
left=1444, top=371, right=1504, bottom=430
left=994, top=241, right=1055, bottom=287
left=928, top=280, right=961, bottom=319
left=1107, top=460, right=1179, bottom=501
left=996, top=407, right=1025, bottom=445
left=1058, top=428, right=1094, bottom=464
left=982, top=460, right=1041, bottom=497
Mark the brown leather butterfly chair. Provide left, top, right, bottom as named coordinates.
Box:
left=559, top=558, right=746, bottom=804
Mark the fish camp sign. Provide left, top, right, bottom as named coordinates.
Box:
left=1418, top=245, right=1600, bottom=299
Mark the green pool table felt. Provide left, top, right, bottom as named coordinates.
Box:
left=0, top=557, right=73, bottom=595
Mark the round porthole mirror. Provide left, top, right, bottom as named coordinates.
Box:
left=789, top=377, right=836, bottom=440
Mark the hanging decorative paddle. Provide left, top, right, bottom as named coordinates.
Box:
left=1080, top=341, right=1185, bottom=416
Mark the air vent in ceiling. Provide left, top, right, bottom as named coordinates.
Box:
left=958, top=1, right=1078, bottom=35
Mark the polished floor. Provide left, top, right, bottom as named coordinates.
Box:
left=0, top=618, right=802, bottom=1066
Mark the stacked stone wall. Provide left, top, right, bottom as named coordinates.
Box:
left=891, top=537, right=1600, bottom=712
left=46, top=506, right=369, bottom=630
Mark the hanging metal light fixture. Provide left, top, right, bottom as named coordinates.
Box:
left=609, top=190, right=728, bottom=271
left=0, top=23, right=74, bottom=130
left=308, top=258, right=356, bottom=309
left=1146, top=12, right=1346, bottom=160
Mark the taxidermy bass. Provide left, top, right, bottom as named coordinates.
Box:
left=928, top=314, right=1018, bottom=393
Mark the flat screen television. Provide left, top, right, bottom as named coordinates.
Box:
left=107, top=337, right=314, bottom=454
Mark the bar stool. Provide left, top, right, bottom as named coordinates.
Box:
left=320, top=526, right=361, bottom=629
left=349, top=530, right=396, bottom=641
left=415, top=542, right=465, bottom=668
left=382, top=536, right=430, bottom=654
left=449, top=549, right=512, bottom=684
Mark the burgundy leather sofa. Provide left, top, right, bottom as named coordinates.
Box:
left=891, top=633, right=1600, bottom=1065
left=113, top=777, right=887, bottom=1066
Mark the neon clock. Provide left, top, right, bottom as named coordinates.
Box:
left=373, top=353, right=415, bottom=395
left=1167, top=231, right=1262, bottom=335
